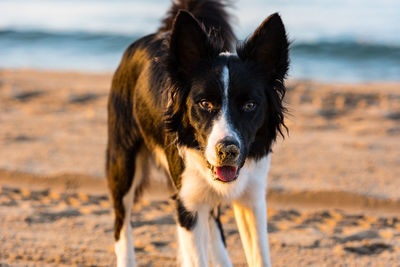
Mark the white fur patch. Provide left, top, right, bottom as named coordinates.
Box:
left=205, top=65, right=241, bottom=166
left=177, top=204, right=210, bottom=266
left=219, top=51, right=234, bottom=56
left=179, top=147, right=271, bottom=206
left=222, top=64, right=229, bottom=98
left=205, top=114, right=233, bottom=166
left=177, top=152, right=272, bottom=265
left=209, top=215, right=233, bottom=266
left=114, top=179, right=136, bottom=267
left=233, top=155, right=271, bottom=267
left=236, top=155, right=271, bottom=204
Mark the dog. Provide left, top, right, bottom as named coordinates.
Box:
left=106, top=0, right=289, bottom=266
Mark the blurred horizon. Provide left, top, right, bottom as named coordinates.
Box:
left=1, top=0, right=400, bottom=82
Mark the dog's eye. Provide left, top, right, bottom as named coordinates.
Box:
left=243, top=101, right=257, bottom=112
left=199, top=99, right=214, bottom=112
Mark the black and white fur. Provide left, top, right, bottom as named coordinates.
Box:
left=106, top=0, right=289, bottom=266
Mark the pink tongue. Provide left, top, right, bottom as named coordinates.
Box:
left=216, top=166, right=238, bottom=182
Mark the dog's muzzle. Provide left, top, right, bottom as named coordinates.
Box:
left=209, top=138, right=240, bottom=182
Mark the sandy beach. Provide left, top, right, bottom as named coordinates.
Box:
left=0, top=69, right=399, bottom=266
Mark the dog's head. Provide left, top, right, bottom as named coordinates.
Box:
left=165, top=11, right=288, bottom=184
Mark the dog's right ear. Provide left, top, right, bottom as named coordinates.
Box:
left=165, top=11, right=217, bottom=145
left=169, top=10, right=214, bottom=77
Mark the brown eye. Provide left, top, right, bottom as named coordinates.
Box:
left=199, top=99, right=213, bottom=112
left=243, top=101, right=256, bottom=112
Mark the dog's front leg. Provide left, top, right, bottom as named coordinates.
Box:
left=233, top=195, right=271, bottom=267
left=176, top=200, right=209, bottom=267
left=209, top=207, right=233, bottom=267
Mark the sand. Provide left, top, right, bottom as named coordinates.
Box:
left=0, top=69, right=399, bottom=266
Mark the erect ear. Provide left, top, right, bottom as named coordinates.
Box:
left=238, top=13, right=289, bottom=82
left=169, top=10, right=214, bottom=76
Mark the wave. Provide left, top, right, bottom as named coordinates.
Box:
left=2, top=29, right=400, bottom=59
left=0, top=29, right=136, bottom=51
left=292, top=41, right=400, bottom=62
left=290, top=41, right=400, bottom=82
left=1, top=29, right=399, bottom=81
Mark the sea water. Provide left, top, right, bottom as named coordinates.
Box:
left=1, top=0, right=399, bottom=82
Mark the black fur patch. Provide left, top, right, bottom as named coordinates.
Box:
left=175, top=198, right=198, bottom=230
left=106, top=143, right=141, bottom=241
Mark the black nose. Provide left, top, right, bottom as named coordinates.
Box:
left=215, top=138, right=240, bottom=165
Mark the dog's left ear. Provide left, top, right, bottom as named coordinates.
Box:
left=238, top=13, right=289, bottom=82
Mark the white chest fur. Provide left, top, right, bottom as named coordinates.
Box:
left=178, top=147, right=271, bottom=210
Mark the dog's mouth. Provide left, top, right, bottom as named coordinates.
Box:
left=207, top=162, right=239, bottom=183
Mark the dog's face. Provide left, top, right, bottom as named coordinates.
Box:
left=184, top=58, right=268, bottom=182
left=166, top=11, right=289, bottom=184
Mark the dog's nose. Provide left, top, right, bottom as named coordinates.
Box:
left=215, top=138, right=240, bottom=165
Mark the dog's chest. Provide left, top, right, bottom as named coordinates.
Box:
left=177, top=148, right=271, bottom=208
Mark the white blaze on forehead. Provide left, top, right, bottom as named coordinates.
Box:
left=222, top=65, right=229, bottom=101
left=219, top=51, right=234, bottom=56
left=205, top=64, right=241, bottom=166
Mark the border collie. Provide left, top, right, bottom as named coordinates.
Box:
left=106, top=0, right=289, bottom=266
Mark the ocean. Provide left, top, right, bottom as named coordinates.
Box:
left=1, top=0, right=399, bottom=82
